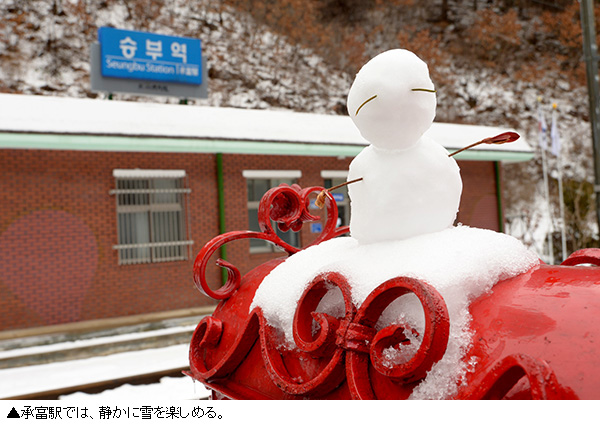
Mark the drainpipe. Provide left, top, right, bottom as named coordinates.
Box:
left=495, top=161, right=505, bottom=233
left=216, top=153, right=227, bottom=285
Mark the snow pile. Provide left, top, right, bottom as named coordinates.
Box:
left=250, top=225, right=540, bottom=399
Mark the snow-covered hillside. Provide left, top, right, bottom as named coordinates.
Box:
left=0, top=0, right=350, bottom=112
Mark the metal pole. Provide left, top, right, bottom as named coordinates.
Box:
left=538, top=98, right=554, bottom=263
left=494, top=161, right=505, bottom=233
left=557, top=155, right=567, bottom=260
left=579, top=0, right=600, bottom=237
left=216, top=152, right=228, bottom=285
left=553, top=104, right=568, bottom=261
left=540, top=131, right=555, bottom=263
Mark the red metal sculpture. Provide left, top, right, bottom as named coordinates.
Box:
left=187, top=184, right=600, bottom=400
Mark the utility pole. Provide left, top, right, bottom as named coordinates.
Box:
left=580, top=0, right=600, bottom=236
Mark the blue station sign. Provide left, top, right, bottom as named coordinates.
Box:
left=98, top=27, right=202, bottom=85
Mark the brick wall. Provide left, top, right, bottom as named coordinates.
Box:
left=0, top=148, right=501, bottom=332
left=0, top=149, right=220, bottom=331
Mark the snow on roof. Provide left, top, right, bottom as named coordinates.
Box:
left=0, top=93, right=360, bottom=144
left=0, top=93, right=533, bottom=161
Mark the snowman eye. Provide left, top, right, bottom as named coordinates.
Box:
left=411, top=88, right=436, bottom=93
left=355, top=94, right=377, bottom=116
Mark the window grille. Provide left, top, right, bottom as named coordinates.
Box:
left=244, top=170, right=301, bottom=253
left=322, top=179, right=350, bottom=229
left=110, top=169, right=193, bottom=265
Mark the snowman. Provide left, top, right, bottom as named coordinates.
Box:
left=345, top=49, right=463, bottom=244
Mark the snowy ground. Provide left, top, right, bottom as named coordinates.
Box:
left=0, top=342, right=210, bottom=400
left=61, top=375, right=210, bottom=401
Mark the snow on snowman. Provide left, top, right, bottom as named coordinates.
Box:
left=250, top=49, right=539, bottom=399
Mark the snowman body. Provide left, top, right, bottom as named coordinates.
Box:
left=346, top=49, right=463, bottom=244
left=348, top=137, right=462, bottom=244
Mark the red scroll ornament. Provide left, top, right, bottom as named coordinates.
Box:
left=193, top=184, right=347, bottom=300
left=189, top=272, right=451, bottom=399
left=188, top=184, right=590, bottom=399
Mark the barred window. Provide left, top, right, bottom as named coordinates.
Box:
left=243, top=170, right=301, bottom=253
left=110, top=169, right=193, bottom=265
left=321, top=170, right=350, bottom=229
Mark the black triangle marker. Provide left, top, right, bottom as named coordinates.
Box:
left=7, top=407, right=20, bottom=419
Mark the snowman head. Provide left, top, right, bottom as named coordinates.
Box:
left=347, top=49, right=436, bottom=151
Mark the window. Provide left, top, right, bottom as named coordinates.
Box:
left=322, top=170, right=350, bottom=229
left=243, top=170, right=301, bottom=253
left=110, top=169, right=193, bottom=265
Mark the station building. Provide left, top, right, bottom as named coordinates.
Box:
left=0, top=93, right=533, bottom=334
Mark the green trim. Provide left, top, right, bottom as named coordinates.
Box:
left=0, top=132, right=534, bottom=162
left=494, top=161, right=505, bottom=233
left=216, top=152, right=227, bottom=285
left=448, top=148, right=534, bottom=162
left=0, top=133, right=364, bottom=157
